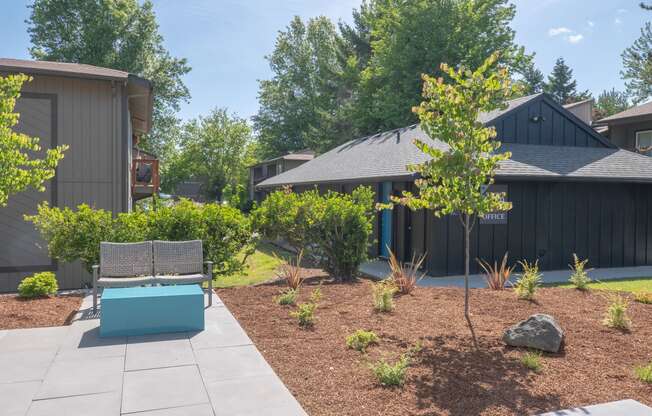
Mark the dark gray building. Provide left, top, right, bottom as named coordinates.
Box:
left=258, top=93, right=652, bottom=276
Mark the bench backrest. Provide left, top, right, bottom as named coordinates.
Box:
left=153, top=240, right=204, bottom=275
left=100, top=241, right=153, bottom=277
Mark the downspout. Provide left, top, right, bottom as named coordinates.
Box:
left=121, top=81, right=129, bottom=212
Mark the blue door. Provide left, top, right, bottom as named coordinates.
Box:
left=380, top=181, right=392, bottom=258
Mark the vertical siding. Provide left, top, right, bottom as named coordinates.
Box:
left=417, top=181, right=652, bottom=276
left=493, top=98, right=607, bottom=148
left=0, top=74, right=126, bottom=291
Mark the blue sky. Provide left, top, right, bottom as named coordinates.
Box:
left=0, top=1, right=649, bottom=122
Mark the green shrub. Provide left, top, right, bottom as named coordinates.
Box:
left=18, top=272, right=58, bottom=298
left=291, top=302, right=317, bottom=327
left=635, top=361, right=652, bottom=383
left=346, top=330, right=379, bottom=352
left=370, top=354, right=410, bottom=386
left=521, top=350, right=543, bottom=372
left=634, top=292, right=652, bottom=304
left=514, top=260, right=542, bottom=300
left=26, top=199, right=254, bottom=276
left=309, top=285, right=322, bottom=303
left=372, top=281, right=398, bottom=312
left=251, top=187, right=375, bottom=281
left=568, top=253, right=591, bottom=290
left=250, top=188, right=310, bottom=250
left=602, top=293, right=631, bottom=330
left=276, top=289, right=297, bottom=305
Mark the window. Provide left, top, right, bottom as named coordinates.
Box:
left=636, top=130, right=652, bottom=156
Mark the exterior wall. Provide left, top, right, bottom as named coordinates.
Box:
left=421, top=180, right=652, bottom=276
left=0, top=74, right=127, bottom=291
left=493, top=97, right=607, bottom=147
left=607, top=120, right=652, bottom=151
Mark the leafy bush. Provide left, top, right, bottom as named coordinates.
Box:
left=521, top=350, right=542, bottom=372
left=276, top=289, right=297, bottom=305
left=252, top=187, right=375, bottom=281
left=18, top=272, right=58, bottom=298
left=276, top=250, right=304, bottom=290
left=250, top=188, right=309, bottom=250
left=346, top=330, right=379, bottom=352
left=26, top=199, right=254, bottom=276
left=568, top=253, right=591, bottom=290
left=26, top=203, right=114, bottom=273
left=635, top=361, right=652, bottom=383
left=370, top=354, right=410, bottom=386
left=291, top=302, right=317, bottom=327
left=634, top=292, right=652, bottom=304
left=514, top=260, right=542, bottom=300
left=388, top=248, right=426, bottom=294
left=478, top=252, right=514, bottom=290
left=602, top=292, right=631, bottom=330
left=372, top=281, right=398, bottom=312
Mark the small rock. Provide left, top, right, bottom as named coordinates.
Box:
left=503, top=314, right=564, bottom=353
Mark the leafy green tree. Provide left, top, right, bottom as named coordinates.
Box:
left=517, top=62, right=544, bottom=95
left=389, top=54, right=514, bottom=318
left=622, top=22, right=652, bottom=104
left=353, top=0, right=529, bottom=134
left=27, top=0, right=191, bottom=158
left=0, top=74, right=67, bottom=207
left=544, top=57, right=591, bottom=104
left=163, top=108, right=254, bottom=201
left=254, top=16, right=353, bottom=157
left=595, top=88, right=630, bottom=119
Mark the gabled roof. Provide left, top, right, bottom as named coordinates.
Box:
left=594, top=101, right=652, bottom=125
left=258, top=93, right=648, bottom=188
left=250, top=149, right=315, bottom=168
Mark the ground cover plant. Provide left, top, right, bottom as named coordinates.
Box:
left=17, top=272, right=58, bottom=298
left=568, top=254, right=591, bottom=290
left=635, top=361, right=652, bottom=384
left=346, top=329, right=379, bottom=352
left=514, top=260, right=542, bottom=300
left=218, top=280, right=652, bottom=415
left=521, top=350, right=543, bottom=373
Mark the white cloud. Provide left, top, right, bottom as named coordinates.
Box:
left=587, top=20, right=595, bottom=27
left=615, top=17, right=623, bottom=25
left=567, top=34, right=584, bottom=43
left=617, top=8, right=628, bottom=13
left=548, top=27, right=572, bottom=36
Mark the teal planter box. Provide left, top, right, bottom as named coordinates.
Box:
left=100, top=285, right=205, bottom=337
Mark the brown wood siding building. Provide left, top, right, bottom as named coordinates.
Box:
left=0, top=60, right=152, bottom=291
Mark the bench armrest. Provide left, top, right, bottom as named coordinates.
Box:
left=92, top=265, right=99, bottom=286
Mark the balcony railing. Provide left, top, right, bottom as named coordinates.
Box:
left=132, top=158, right=160, bottom=199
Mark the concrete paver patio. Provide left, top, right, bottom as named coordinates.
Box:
left=0, top=292, right=307, bottom=416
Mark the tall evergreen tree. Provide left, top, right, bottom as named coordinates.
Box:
left=622, top=22, right=652, bottom=104
left=544, top=58, right=591, bottom=104
left=594, top=89, right=630, bottom=119
left=26, top=0, right=191, bottom=159
left=517, top=62, right=544, bottom=95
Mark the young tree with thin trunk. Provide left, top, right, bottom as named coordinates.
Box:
left=389, top=53, right=513, bottom=318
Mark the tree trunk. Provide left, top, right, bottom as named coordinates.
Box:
left=464, top=213, right=470, bottom=319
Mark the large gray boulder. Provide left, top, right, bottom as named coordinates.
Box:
left=503, top=314, right=564, bottom=353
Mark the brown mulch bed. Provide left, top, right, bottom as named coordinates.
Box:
left=218, top=279, right=652, bottom=416
left=0, top=294, right=82, bottom=330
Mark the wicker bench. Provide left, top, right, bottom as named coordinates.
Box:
left=92, top=240, right=213, bottom=313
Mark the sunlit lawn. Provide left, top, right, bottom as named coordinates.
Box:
left=552, top=277, right=652, bottom=293
left=213, top=242, right=293, bottom=288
